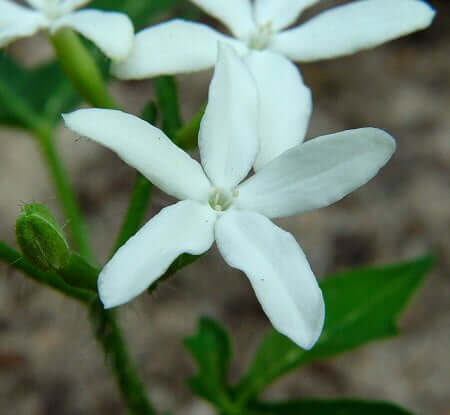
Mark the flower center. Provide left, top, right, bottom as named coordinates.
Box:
left=248, top=22, right=274, bottom=50
left=208, top=188, right=238, bottom=212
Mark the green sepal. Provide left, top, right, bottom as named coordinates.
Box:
left=16, top=203, right=70, bottom=271
left=59, top=252, right=99, bottom=291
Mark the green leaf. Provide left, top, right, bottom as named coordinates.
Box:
left=184, top=317, right=236, bottom=411
left=251, top=399, right=414, bottom=415
left=236, top=256, right=434, bottom=403
left=0, top=52, right=80, bottom=129
left=90, top=0, right=184, bottom=29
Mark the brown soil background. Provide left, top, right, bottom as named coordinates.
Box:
left=0, top=1, right=449, bottom=414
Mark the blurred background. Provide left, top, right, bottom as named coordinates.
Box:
left=0, top=0, right=449, bottom=414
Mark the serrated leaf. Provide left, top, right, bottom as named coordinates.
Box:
left=251, top=399, right=414, bottom=415
left=90, top=0, right=184, bottom=29
left=236, top=256, right=434, bottom=402
left=0, top=53, right=80, bottom=129
left=184, top=317, right=236, bottom=411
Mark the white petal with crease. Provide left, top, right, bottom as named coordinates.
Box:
left=271, top=0, right=435, bottom=61
left=245, top=51, right=311, bottom=170
left=199, top=44, right=259, bottom=189
left=112, top=20, right=247, bottom=79
left=52, top=9, right=134, bottom=60
left=254, top=0, right=319, bottom=31
left=237, top=128, right=396, bottom=218
left=99, top=200, right=216, bottom=308
left=216, top=210, right=324, bottom=349
left=0, top=0, right=48, bottom=47
left=190, top=0, right=255, bottom=39
left=63, top=109, right=212, bottom=202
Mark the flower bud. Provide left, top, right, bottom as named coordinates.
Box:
left=16, top=203, right=70, bottom=271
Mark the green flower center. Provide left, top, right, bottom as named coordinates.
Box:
left=248, top=22, right=274, bottom=50
left=209, top=188, right=237, bottom=212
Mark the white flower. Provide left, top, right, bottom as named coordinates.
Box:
left=63, top=45, right=395, bottom=350
left=0, top=0, right=134, bottom=60
left=112, top=0, right=433, bottom=169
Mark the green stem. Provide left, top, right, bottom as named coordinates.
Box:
left=0, top=241, right=93, bottom=303
left=50, top=28, right=117, bottom=109
left=175, top=104, right=205, bottom=150
left=155, top=76, right=182, bottom=139
left=35, top=126, right=95, bottom=263
left=89, top=302, right=157, bottom=415
left=112, top=174, right=153, bottom=255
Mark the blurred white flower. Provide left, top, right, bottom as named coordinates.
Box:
left=112, top=0, right=433, bottom=168
left=0, top=0, right=134, bottom=60
left=63, top=45, right=395, bottom=350
left=114, top=0, right=435, bottom=77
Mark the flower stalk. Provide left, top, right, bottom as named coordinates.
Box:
left=35, top=126, right=95, bottom=263
left=112, top=173, right=153, bottom=255
left=89, top=302, right=157, bottom=415
left=50, top=28, right=117, bottom=109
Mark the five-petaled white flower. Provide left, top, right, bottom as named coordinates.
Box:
left=63, top=45, right=395, bottom=350
left=0, top=0, right=134, bottom=60
left=113, top=0, right=433, bottom=169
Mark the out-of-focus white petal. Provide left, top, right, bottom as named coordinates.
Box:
left=271, top=0, right=435, bottom=62
left=63, top=109, right=211, bottom=202
left=199, top=44, right=258, bottom=189
left=245, top=51, right=311, bottom=171
left=254, top=0, right=319, bottom=31
left=112, top=20, right=248, bottom=79
left=0, top=0, right=48, bottom=47
left=237, top=128, right=396, bottom=218
left=190, top=0, right=255, bottom=39
left=216, top=210, right=324, bottom=349
left=99, top=200, right=216, bottom=308
left=60, top=0, right=91, bottom=14
left=52, top=9, right=134, bottom=60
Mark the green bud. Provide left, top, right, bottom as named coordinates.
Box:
left=16, top=203, right=70, bottom=271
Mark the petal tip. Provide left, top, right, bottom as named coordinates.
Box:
left=97, top=272, right=128, bottom=309
left=367, top=127, right=397, bottom=156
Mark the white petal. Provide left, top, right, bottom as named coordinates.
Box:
left=216, top=210, right=324, bottom=349
left=190, top=0, right=255, bottom=39
left=254, top=0, right=319, bottom=31
left=112, top=19, right=247, bottom=80
left=245, top=51, right=312, bottom=170
left=237, top=128, right=396, bottom=218
left=0, top=0, right=48, bottom=47
left=52, top=9, right=134, bottom=60
left=99, top=200, right=216, bottom=308
left=63, top=109, right=211, bottom=202
left=60, top=0, right=91, bottom=14
left=270, top=0, right=436, bottom=61
left=199, top=44, right=258, bottom=189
